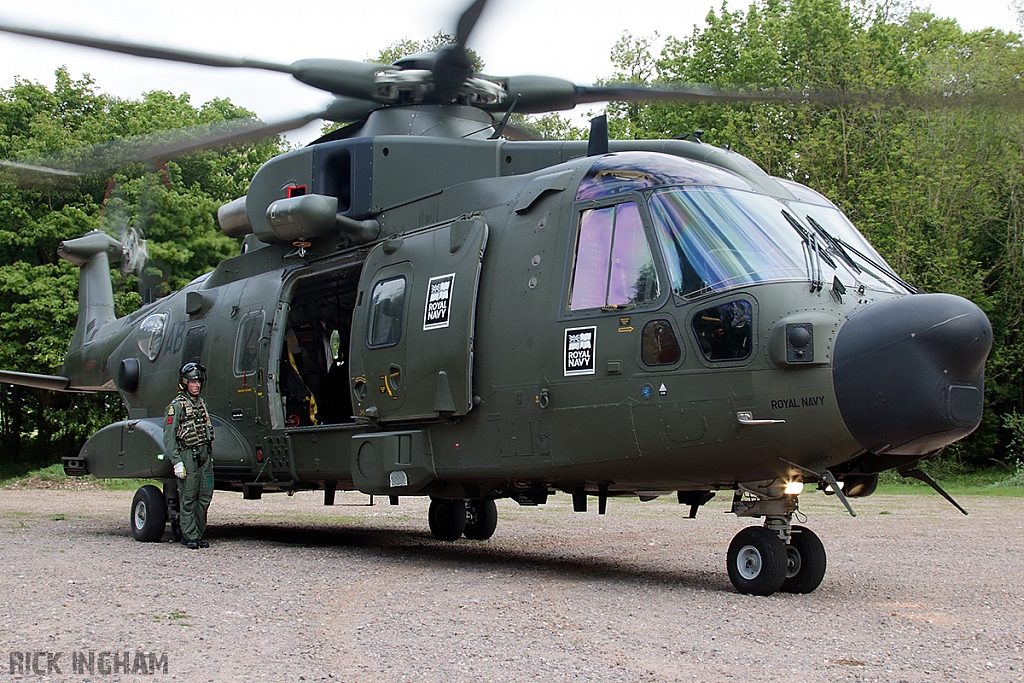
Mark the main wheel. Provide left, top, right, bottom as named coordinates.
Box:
left=780, top=525, right=827, bottom=594
left=727, top=526, right=787, bottom=596
left=463, top=499, right=498, bottom=540
left=428, top=498, right=467, bottom=541
left=130, top=485, right=168, bottom=542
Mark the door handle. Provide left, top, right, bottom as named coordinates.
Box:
left=736, top=411, right=785, bottom=425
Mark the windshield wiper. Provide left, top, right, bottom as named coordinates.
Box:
left=782, top=210, right=829, bottom=290
left=829, top=235, right=918, bottom=294
left=805, top=215, right=861, bottom=274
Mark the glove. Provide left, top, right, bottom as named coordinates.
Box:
left=173, top=462, right=186, bottom=479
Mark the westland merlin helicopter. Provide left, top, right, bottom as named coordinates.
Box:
left=0, top=0, right=992, bottom=595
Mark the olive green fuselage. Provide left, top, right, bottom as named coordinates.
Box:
left=71, top=134, right=877, bottom=501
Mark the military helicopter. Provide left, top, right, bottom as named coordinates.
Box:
left=0, top=0, right=992, bottom=596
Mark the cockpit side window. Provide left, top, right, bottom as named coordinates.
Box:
left=568, top=201, right=660, bottom=311
left=692, top=299, right=753, bottom=361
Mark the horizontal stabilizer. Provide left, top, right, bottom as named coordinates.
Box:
left=0, top=370, right=72, bottom=392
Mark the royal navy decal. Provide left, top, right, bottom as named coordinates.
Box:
left=423, top=273, right=455, bottom=330
left=564, top=326, right=597, bottom=376
left=770, top=395, right=826, bottom=410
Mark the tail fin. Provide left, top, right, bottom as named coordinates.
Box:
left=57, top=230, right=123, bottom=349
left=55, top=230, right=126, bottom=391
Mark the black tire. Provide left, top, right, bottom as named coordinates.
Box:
left=463, top=499, right=498, bottom=540
left=727, top=526, right=787, bottom=596
left=130, top=485, right=167, bottom=542
left=780, top=525, right=827, bottom=594
left=428, top=498, right=467, bottom=541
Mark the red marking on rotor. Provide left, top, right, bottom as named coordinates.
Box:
left=286, top=184, right=307, bottom=198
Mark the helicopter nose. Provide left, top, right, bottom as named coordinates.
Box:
left=832, top=293, right=991, bottom=456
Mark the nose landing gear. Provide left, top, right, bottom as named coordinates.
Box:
left=729, top=483, right=828, bottom=595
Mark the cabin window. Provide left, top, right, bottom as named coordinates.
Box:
left=234, top=311, right=265, bottom=376
left=182, top=326, right=207, bottom=368
left=641, top=319, right=682, bottom=366
left=137, top=313, right=167, bottom=361
left=568, top=201, right=660, bottom=311
left=367, top=276, right=407, bottom=348
left=692, top=299, right=753, bottom=361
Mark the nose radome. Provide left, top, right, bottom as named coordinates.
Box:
left=832, top=293, right=991, bottom=456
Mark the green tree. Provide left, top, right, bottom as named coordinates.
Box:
left=0, top=69, right=284, bottom=463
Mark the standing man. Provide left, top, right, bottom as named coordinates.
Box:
left=163, top=363, right=214, bottom=550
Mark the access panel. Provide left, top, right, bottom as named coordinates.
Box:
left=350, top=216, right=488, bottom=421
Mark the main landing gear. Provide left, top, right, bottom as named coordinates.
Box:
left=728, top=483, right=827, bottom=595
left=129, top=481, right=181, bottom=543
left=428, top=498, right=498, bottom=541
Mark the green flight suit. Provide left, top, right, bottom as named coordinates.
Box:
left=163, top=392, right=214, bottom=542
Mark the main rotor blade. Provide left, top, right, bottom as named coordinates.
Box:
left=454, top=0, right=489, bottom=49
left=0, top=20, right=292, bottom=73
left=432, top=0, right=490, bottom=101
left=0, top=99, right=376, bottom=187
left=0, top=20, right=391, bottom=100
left=575, top=82, right=1024, bottom=110
left=573, top=83, right=821, bottom=106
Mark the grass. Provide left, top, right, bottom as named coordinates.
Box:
left=0, top=462, right=156, bottom=490
left=3, top=456, right=1023, bottom=496
left=876, top=463, right=1024, bottom=497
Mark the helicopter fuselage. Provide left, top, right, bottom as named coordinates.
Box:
left=60, top=129, right=990, bottom=509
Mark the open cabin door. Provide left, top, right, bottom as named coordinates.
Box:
left=350, top=216, right=488, bottom=422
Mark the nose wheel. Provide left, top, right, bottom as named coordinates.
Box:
left=727, top=526, right=787, bottom=595
left=781, top=525, right=827, bottom=594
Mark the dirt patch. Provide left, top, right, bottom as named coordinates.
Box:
left=1, top=489, right=1022, bottom=682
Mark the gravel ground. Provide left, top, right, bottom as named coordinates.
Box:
left=1, top=487, right=1022, bottom=682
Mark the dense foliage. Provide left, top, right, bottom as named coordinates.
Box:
left=602, top=0, right=1024, bottom=467
left=0, top=70, right=283, bottom=462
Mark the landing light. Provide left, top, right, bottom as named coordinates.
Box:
left=784, top=481, right=804, bottom=495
